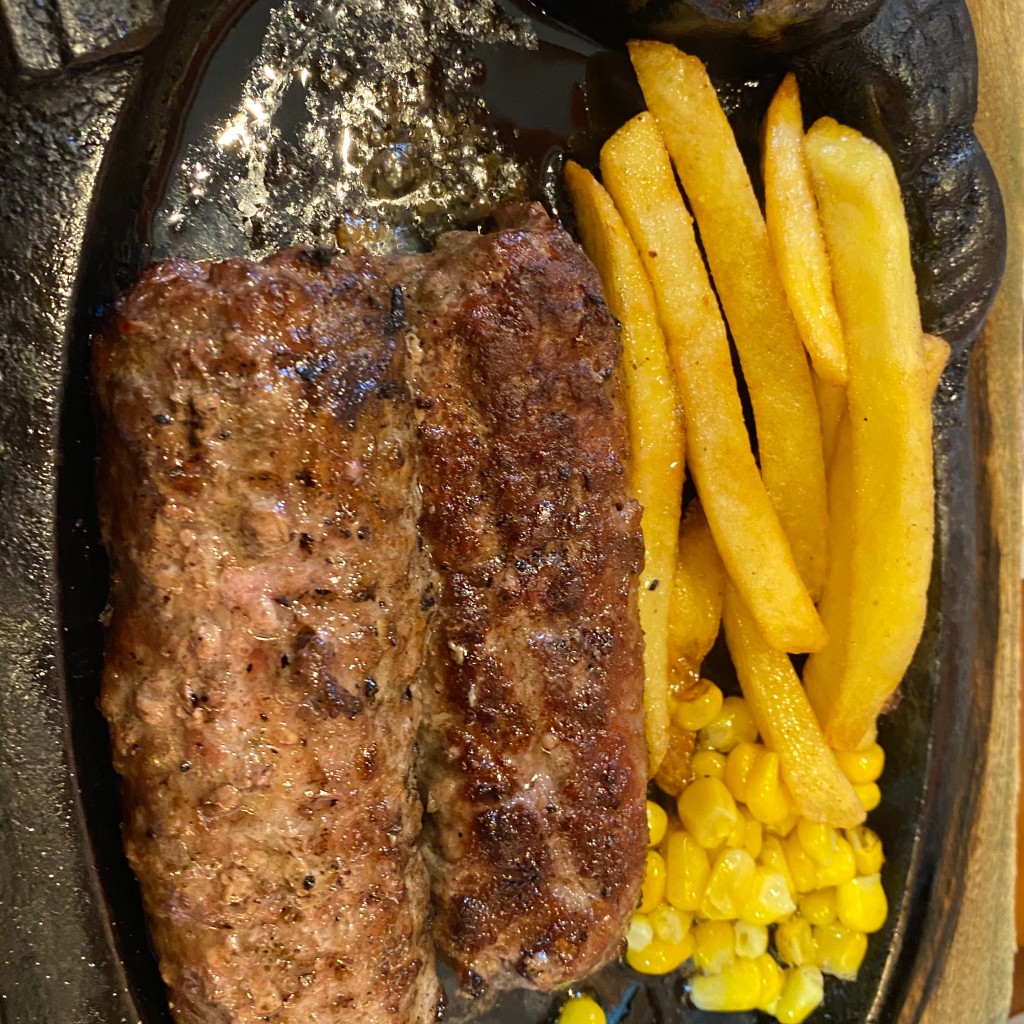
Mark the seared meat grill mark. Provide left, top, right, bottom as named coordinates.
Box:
left=93, top=249, right=440, bottom=1024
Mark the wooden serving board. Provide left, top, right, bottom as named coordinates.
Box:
left=921, top=1, right=1023, bottom=1020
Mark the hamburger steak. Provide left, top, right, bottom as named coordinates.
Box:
left=93, top=205, right=647, bottom=1021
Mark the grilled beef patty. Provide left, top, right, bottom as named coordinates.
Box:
left=93, top=249, right=441, bottom=1024
left=401, top=204, right=648, bottom=993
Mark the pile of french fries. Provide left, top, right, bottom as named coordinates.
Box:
left=566, top=42, right=944, bottom=821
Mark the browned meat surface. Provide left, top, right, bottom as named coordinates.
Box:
left=399, top=204, right=648, bottom=994
left=93, top=249, right=441, bottom=1024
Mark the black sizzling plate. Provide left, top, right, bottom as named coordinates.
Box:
left=0, top=0, right=1006, bottom=1021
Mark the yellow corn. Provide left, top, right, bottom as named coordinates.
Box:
left=765, top=811, right=800, bottom=838
left=735, top=809, right=763, bottom=860
left=724, top=741, right=763, bottom=804
left=774, top=965, right=825, bottom=1024
left=626, top=913, right=654, bottom=952
left=557, top=994, right=606, bottom=1024
left=700, top=695, right=759, bottom=752
left=835, top=873, right=888, bottom=933
left=783, top=832, right=820, bottom=894
left=854, top=781, right=882, bottom=812
left=646, top=800, right=669, bottom=847
left=755, top=952, right=785, bottom=1011
left=649, top=903, right=692, bottom=945
left=746, top=751, right=791, bottom=826
left=846, top=825, right=885, bottom=876
left=701, top=848, right=757, bottom=920
left=664, top=829, right=711, bottom=912
left=693, top=919, right=736, bottom=972
left=677, top=777, right=741, bottom=849
left=734, top=920, right=769, bottom=959
left=689, top=956, right=763, bottom=1012
left=626, top=936, right=693, bottom=975
left=813, top=835, right=857, bottom=888
left=774, top=916, right=817, bottom=967
left=760, top=835, right=796, bottom=896
left=738, top=866, right=796, bottom=926
left=799, top=888, right=837, bottom=926
left=693, top=749, right=728, bottom=779
left=796, top=819, right=841, bottom=866
left=833, top=742, right=885, bottom=784
left=814, top=921, right=868, bottom=980
left=673, top=679, right=724, bottom=731
left=639, top=850, right=667, bottom=913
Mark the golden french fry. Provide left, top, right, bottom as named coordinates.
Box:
left=813, top=372, right=846, bottom=470
left=722, top=586, right=865, bottom=828
left=668, top=500, right=727, bottom=667
left=922, top=332, right=951, bottom=397
left=630, top=41, right=828, bottom=600
left=563, top=161, right=686, bottom=773
left=802, top=117, right=934, bottom=751
left=763, top=72, right=847, bottom=386
left=600, top=113, right=827, bottom=654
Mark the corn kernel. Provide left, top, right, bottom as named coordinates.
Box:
left=746, top=752, right=791, bottom=826
left=646, top=800, right=669, bottom=847
left=741, top=810, right=764, bottom=860
left=783, top=832, right=819, bottom=894
left=673, top=679, right=724, bottom=732
left=639, top=850, right=667, bottom=913
left=834, top=742, right=885, bottom=784
left=626, top=936, right=693, bottom=975
left=755, top=953, right=785, bottom=1010
left=664, top=829, right=711, bottom=912
left=836, top=873, right=888, bottom=933
left=799, top=888, right=837, bottom=926
left=855, top=782, right=882, bottom=812
left=649, top=904, right=692, bottom=946
left=724, top=742, right=763, bottom=804
left=692, top=919, right=736, bottom=973
left=626, top=914, right=653, bottom=952
left=814, top=921, right=868, bottom=980
left=738, top=866, right=796, bottom=926
left=701, top=848, right=757, bottom=920
left=813, top=835, right=857, bottom=888
left=689, top=957, right=763, bottom=1012
left=557, top=993, right=606, bottom=1024
left=759, top=835, right=796, bottom=896
left=734, top=920, right=768, bottom=959
left=774, top=965, right=825, bottom=1024
left=699, top=695, right=758, bottom=753
left=847, top=825, right=885, bottom=876
left=766, top=812, right=800, bottom=838
left=796, top=819, right=841, bottom=866
left=774, top=916, right=817, bottom=967
left=692, top=749, right=727, bottom=779
left=677, top=777, right=740, bottom=849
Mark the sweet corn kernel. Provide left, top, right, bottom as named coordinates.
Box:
left=626, top=936, right=693, bottom=975
left=678, top=777, right=741, bottom=849
left=833, top=743, right=885, bottom=784
left=626, top=914, right=653, bottom=952
left=847, top=825, right=885, bottom=876
left=665, top=829, right=711, bottom=912
left=692, top=749, right=728, bottom=779
left=766, top=811, right=800, bottom=838
left=774, top=965, right=825, bottom=1024
left=755, top=953, right=785, bottom=1011
left=557, top=994, right=606, bottom=1024
left=673, top=679, right=724, bottom=732
left=746, top=751, right=791, bottom=826
left=734, top=921, right=768, bottom=959
left=783, top=832, right=820, bottom=893
left=700, top=695, right=758, bottom=753
left=836, top=873, right=888, bottom=933
left=813, top=835, right=857, bottom=888
left=759, top=835, right=796, bottom=896
left=738, top=866, right=796, bottom=926
left=855, top=782, right=882, bottom=812
left=639, top=850, right=667, bottom=913
left=774, top=916, right=817, bottom=967
left=799, top=888, right=837, bottom=926
left=701, top=848, right=757, bottom=920
left=692, top=919, right=736, bottom=973
left=649, top=903, right=692, bottom=946
left=689, top=956, right=763, bottom=1012
left=646, top=800, right=669, bottom=847
left=814, top=922, right=868, bottom=980
left=796, top=819, right=841, bottom=866
left=724, top=742, right=763, bottom=804
left=741, top=810, right=764, bottom=860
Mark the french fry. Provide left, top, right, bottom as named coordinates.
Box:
left=600, top=114, right=827, bottom=654
left=763, top=72, right=848, bottom=386
left=630, top=41, right=828, bottom=600
left=563, top=161, right=686, bottom=773
left=802, top=118, right=934, bottom=750
left=722, top=586, right=865, bottom=828
left=922, top=332, right=951, bottom=396
left=813, top=372, right=846, bottom=469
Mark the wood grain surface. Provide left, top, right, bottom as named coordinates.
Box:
left=922, top=1, right=1023, bottom=1020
